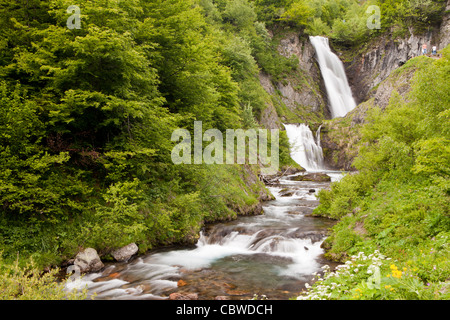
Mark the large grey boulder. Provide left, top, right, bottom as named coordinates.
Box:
left=74, top=248, right=104, bottom=273
left=112, top=243, right=139, bottom=262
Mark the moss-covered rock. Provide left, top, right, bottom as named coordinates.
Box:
left=290, top=173, right=331, bottom=182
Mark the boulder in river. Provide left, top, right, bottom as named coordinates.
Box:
left=279, top=188, right=296, bottom=197
left=74, top=248, right=104, bottom=273
left=289, top=230, right=328, bottom=243
left=112, top=243, right=139, bottom=262
left=290, top=173, right=331, bottom=182
left=169, top=292, right=199, bottom=300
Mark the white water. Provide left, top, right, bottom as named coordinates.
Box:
left=283, top=124, right=325, bottom=172
left=310, top=36, right=357, bottom=119
left=65, top=185, right=330, bottom=300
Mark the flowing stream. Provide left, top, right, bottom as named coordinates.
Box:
left=66, top=173, right=341, bottom=300
left=65, top=122, right=344, bottom=300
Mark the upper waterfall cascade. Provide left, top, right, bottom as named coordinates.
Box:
left=310, top=36, right=357, bottom=119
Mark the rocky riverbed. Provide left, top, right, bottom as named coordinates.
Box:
left=65, top=172, right=343, bottom=300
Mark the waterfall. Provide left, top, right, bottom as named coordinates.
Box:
left=283, top=124, right=324, bottom=172
left=310, top=36, right=357, bottom=119
left=316, top=125, right=323, bottom=146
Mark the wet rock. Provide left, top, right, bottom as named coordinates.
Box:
left=298, top=200, right=321, bottom=208
left=225, top=289, right=250, bottom=296
left=74, top=248, right=104, bottom=273
left=260, top=166, right=306, bottom=185
left=290, top=173, right=331, bottom=182
left=169, top=292, right=198, bottom=300
left=177, top=280, right=188, bottom=287
left=276, top=35, right=329, bottom=116
left=222, top=253, right=293, bottom=265
left=290, top=230, right=328, bottom=243
left=112, top=243, right=139, bottom=262
left=346, top=27, right=447, bottom=105
left=215, top=296, right=229, bottom=300
left=288, top=207, right=313, bottom=215
left=281, top=166, right=305, bottom=175
left=279, top=189, right=296, bottom=197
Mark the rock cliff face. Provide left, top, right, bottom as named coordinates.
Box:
left=441, top=1, right=450, bottom=48
left=346, top=6, right=450, bottom=104
left=277, top=34, right=329, bottom=116
left=258, top=32, right=330, bottom=130
left=320, top=6, right=450, bottom=170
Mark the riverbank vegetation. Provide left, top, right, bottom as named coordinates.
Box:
left=0, top=0, right=298, bottom=281
left=305, top=48, right=450, bottom=300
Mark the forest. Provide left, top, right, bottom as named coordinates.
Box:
left=0, top=0, right=448, bottom=300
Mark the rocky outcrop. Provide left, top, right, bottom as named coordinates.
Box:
left=112, top=243, right=139, bottom=262
left=346, top=8, right=450, bottom=104
left=277, top=34, right=330, bottom=118
left=439, top=1, right=450, bottom=49
left=169, top=292, right=199, bottom=300
left=260, top=165, right=305, bottom=185
left=258, top=32, right=330, bottom=126
left=258, top=72, right=282, bottom=129
left=74, top=248, right=104, bottom=273
left=289, top=173, right=331, bottom=182
left=346, top=33, right=430, bottom=104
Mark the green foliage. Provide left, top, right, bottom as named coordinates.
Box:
left=242, top=102, right=258, bottom=129
left=310, top=48, right=450, bottom=298
left=223, top=0, right=257, bottom=29
left=280, top=0, right=314, bottom=27
left=329, top=2, right=371, bottom=46
left=251, top=0, right=290, bottom=25
left=83, top=179, right=148, bottom=250
left=0, top=253, right=86, bottom=300
left=259, top=0, right=446, bottom=47
left=412, top=138, right=450, bottom=177
left=0, top=81, right=91, bottom=221
left=0, top=0, right=284, bottom=286
left=279, top=130, right=303, bottom=170
left=379, top=0, right=447, bottom=34
left=297, top=251, right=450, bottom=300
left=305, top=17, right=331, bottom=36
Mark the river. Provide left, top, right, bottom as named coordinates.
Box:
left=66, top=171, right=342, bottom=300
